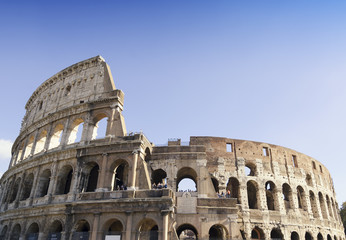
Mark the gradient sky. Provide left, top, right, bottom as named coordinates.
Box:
left=1, top=1, right=346, bottom=205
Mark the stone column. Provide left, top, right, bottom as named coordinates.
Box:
left=30, top=166, right=42, bottom=202
left=129, top=150, right=139, bottom=190
left=47, top=160, right=59, bottom=202
left=97, top=153, right=109, bottom=191
left=30, top=129, right=40, bottom=156
left=161, top=210, right=170, bottom=240
left=125, top=211, right=133, bottom=240
left=91, top=212, right=101, bottom=240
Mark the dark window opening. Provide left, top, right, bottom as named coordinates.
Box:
left=292, top=155, right=298, bottom=167
left=263, top=147, right=269, bottom=156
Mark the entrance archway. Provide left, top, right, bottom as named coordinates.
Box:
left=176, top=224, right=198, bottom=240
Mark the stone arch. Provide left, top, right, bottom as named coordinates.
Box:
left=245, top=162, right=256, bottom=176
left=20, top=173, right=34, bottom=200
left=306, top=174, right=313, bottom=187
left=309, top=191, right=319, bottom=218
left=326, top=195, right=333, bottom=219
left=85, top=163, right=99, bottom=192
left=251, top=226, right=264, bottom=240
left=10, top=223, right=21, bottom=240
left=318, top=233, right=324, bottom=240
left=103, top=218, right=124, bottom=237
left=36, top=169, right=51, bottom=197
left=145, top=147, right=151, bottom=162
left=226, top=177, right=240, bottom=203
left=208, top=224, right=228, bottom=240
left=91, top=113, right=109, bottom=140
left=211, top=176, right=219, bottom=193
left=305, top=232, right=313, bottom=240
left=47, top=219, right=63, bottom=239
left=15, top=142, right=24, bottom=164
left=34, top=129, right=47, bottom=154
left=111, top=160, right=129, bottom=191
left=48, top=123, right=64, bottom=149
left=26, top=222, right=39, bottom=240
left=55, top=165, right=73, bottom=195
left=176, top=224, right=198, bottom=239
left=176, top=167, right=198, bottom=192
left=23, top=135, right=35, bottom=159
left=67, top=118, right=84, bottom=144
left=291, top=231, right=300, bottom=240
left=0, top=225, right=8, bottom=239
left=247, top=180, right=259, bottom=209
left=318, top=192, right=328, bottom=219
left=297, top=186, right=308, bottom=211
left=327, top=235, right=332, bottom=240
left=265, top=181, right=277, bottom=210
left=271, top=228, right=283, bottom=239
left=73, top=219, right=90, bottom=240
left=9, top=177, right=21, bottom=203
left=151, top=169, right=167, bottom=186
left=282, top=183, right=293, bottom=210
left=137, top=218, right=159, bottom=240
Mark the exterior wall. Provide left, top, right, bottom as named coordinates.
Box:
left=0, top=56, right=344, bottom=240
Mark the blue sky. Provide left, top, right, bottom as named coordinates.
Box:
left=1, top=1, right=346, bottom=205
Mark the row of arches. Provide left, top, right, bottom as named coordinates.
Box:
left=12, top=113, right=109, bottom=166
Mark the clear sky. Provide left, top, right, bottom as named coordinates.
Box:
left=1, top=1, right=346, bottom=205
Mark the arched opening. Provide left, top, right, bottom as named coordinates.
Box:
left=36, top=169, right=51, bottom=197
left=306, top=174, right=313, bottom=187
left=211, top=177, right=219, bottom=194
left=318, top=233, right=323, bottom=240
left=331, top=199, right=337, bottom=220
left=247, top=180, right=258, bottom=209
left=10, top=224, right=21, bottom=240
left=15, top=143, right=24, bottom=164
left=137, top=218, right=158, bottom=240
left=86, top=164, right=99, bottom=192
left=291, top=231, right=300, bottom=240
left=24, top=136, right=34, bottom=159
left=151, top=169, right=167, bottom=188
left=0, top=225, right=8, bottom=239
left=297, top=186, right=307, bottom=211
left=48, top=220, right=63, bottom=240
left=73, top=220, right=90, bottom=240
left=305, top=232, right=313, bottom=240
left=176, top=224, right=198, bottom=240
left=271, top=228, right=283, bottom=239
left=309, top=191, right=319, bottom=218
left=265, top=181, right=277, bottom=210
left=327, top=235, right=332, bottom=240
left=145, top=148, right=151, bottom=162
left=176, top=167, right=198, bottom=192
left=20, top=173, right=34, bottom=200
left=26, top=222, right=39, bottom=240
left=92, top=115, right=108, bottom=140
left=209, top=225, right=227, bottom=240
left=326, top=195, right=333, bottom=219
left=318, top=192, right=328, bottom=219
left=10, top=177, right=21, bottom=203
left=251, top=227, right=264, bottom=240
left=55, top=165, right=73, bottom=195
left=112, top=161, right=129, bottom=191
left=104, top=219, right=123, bottom=238
left=245, top=163, right=256, bottom=176
left=226, top=177, right=240, bottom=203
left=282, top=183, right=292, bottom=210
left=34, top=130, right=47, bottom=154
left=67, top=119, right=84, bottom=144
left=48, top=124, right=64, bottom=149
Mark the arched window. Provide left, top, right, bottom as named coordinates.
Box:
left=327, top=235, right=332, bottom=240
left=23, top=136, right=34, bottom=159
left=67, top=119, right=84, bottom=144
left=297, top=186, right=308, bottom=211
left=112, top=162, right=129, bottom=191
left=265, top=181, right=277, bottom=210
left=9, top=178, right=21, bottom=203
left=55, top=165, right=73, bottom=195
left=15, top=143, right=24, bottom=164
left=48, top=220, right=63, bottom=240
left=0, top=225, right=8, bottom=239
left=48, top=124, right=64, bottom=149
left=282, top=183, right=293, bottom=210
left=209, top=225, right=228, bottom=240
left=86, top=164, right=99, bottom=192
left=309, top=191, right=319, bottom=218
left=319, top=192, right=328, bottom=219
left=20, top=173, right=34, bottom=200
left=26, top=223, right=39, bottom=240
left=151, top=169, right=167, bottom=186
left=318, top=233, right=324, bottom=240
left=326, top=195, right=333, bottom=219
left=247, top=180, right=258, bottom=209
left=176, top=167, right=198, bottom=192
left=251, top=227, right=264, bottom=240
left=226, top=177, right=240, bottom=203
left=137, top=218, right=158, bottom=240
left=36, top=169, right=51, bottom=197
left=92, top=114, right=108, bottom=140
left=245, top=163, right=256, bottom=176
left=73, top=219, right=90, bottom=240
left=306, top=174, right=313, bottom=187
left=305, top=232, right=313, bottom=240
left=10, top=224, right=21, bottom=240
left=176, top=224, right=198, bottom=240
left=211, top=177, right=219, bottom=194
left=34, top=130, right=47, bottom=154
left=104, top=219, right=123, bottom=238
left=271, top=228, right=283, bottom=240
left=291, top=231, right=300, bottom=240
left=145, top=148, right=151, bottom=162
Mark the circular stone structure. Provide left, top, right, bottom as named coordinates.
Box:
left=0, top=56, right=344, bottom=240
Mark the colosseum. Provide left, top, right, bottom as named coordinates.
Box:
left=0, top=56, right=344, bottom=240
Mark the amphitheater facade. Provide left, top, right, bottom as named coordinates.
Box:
left=0, top=56, right=344, bottom=240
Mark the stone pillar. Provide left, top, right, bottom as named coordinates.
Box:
left=125, top=211, right=133, bottom=240
left=30, top=129, right=40, bottom=156
left=60, top=117, right=72, bottom=146
left=31, top=166, right=42, bottom=202
left=91, top=212, right=101, bottom=240
left=161, top=210, right=170, bottom=240
left=129, top=150, right=139, bottom=190
left=47, top=160, right=59, bottom=202
left=97, top=153, right=109, bottom=191
left=44, top=123, right=54, bottom=150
